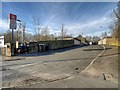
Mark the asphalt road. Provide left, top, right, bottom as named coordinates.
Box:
left=1, top=45, right=117, bottom=88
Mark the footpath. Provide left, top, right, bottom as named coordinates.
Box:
left=84, top=45, right=119, bottom=84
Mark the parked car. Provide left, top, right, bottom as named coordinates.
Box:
left=17, top=46, right=26, bottom=54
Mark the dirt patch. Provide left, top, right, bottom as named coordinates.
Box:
left=4, top=58, right=25, bottom=61
left=2, top=67, right=11, bottom=71
left=103, top=73, right=113, bottom=81
left=82, top=45, right=118, bottom=83
left=14, top=75, right=70, bottom=88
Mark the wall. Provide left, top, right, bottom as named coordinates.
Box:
left=107, top=38, right=119, bottom=46
left=29, top=40, right=74, bottom=53
left=0, top=36, right=4, bottom=48
left=74, top=39, right=81, bottom=45
left=98, top=38, right=119, bottom=46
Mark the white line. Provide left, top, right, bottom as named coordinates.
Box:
left=82, top=45, right=105, bottom=72
left=14, top=63, right=38, bottom=69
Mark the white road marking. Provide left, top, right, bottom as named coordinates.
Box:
left=82, top=45, right=105, bottom=72
left=15, top=63, right=38, bottom=69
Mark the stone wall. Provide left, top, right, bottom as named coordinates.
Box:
left=29, top=40, right=74, bottom=53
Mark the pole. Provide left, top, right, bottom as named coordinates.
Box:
left=11, top=29, right=14, bottom=56
left=118, top=1, right=120, bottom=44
left=62, top=24, right=64, bottom=40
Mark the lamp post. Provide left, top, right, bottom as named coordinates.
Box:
left=16, top=19, right=22, bottom=49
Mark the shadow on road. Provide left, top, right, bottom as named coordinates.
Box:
left=83, top=47, right=112, bottom=51
left=16, top=45, right=88, bottom=58
left=100, top=52, right=120, bottom=57
left=43, top=57, right=94, bottom=63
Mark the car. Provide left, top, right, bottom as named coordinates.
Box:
left=17, top=46, right=26, bottom=54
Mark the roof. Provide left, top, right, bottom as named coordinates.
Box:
left=73, top=38, right=81, bottom=42
left=103, top=36, right=112, bottom=39
left=57, top=36, right=73, bottom=38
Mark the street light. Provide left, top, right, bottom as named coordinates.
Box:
left=16, top=19, right=22, bottom=49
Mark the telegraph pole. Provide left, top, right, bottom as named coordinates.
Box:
left=22, top=23, right=25, bottom=44
left=61, top=24, right=64, bottom=40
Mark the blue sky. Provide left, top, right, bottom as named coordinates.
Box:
left=0, top=2, right=117, bottom=37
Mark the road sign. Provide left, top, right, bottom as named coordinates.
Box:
left=8, top=14, right=17, bottom=29
left=8, top=13, right=17, bottom=56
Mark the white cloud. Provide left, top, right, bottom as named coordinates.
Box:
left=66, top=15, right=112, bottom=37
left=0, top=19, right=8, bottom=31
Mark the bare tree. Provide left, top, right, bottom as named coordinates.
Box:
left=22, top=23, right=26, bottom=44
left=33, top=16, right=41, bottom=41
left=60, top=24, right=67, bottom=40
left=41, top=26, right=50, bottom=41
left=49, top=34, right=55, bottom=40
left=4, top=30, right=18, bottom=43
left=110, top=1, right=120, bottom=40
left=101, top=32, right=108, bottom=39
left=16, top=22, right=23, bottom=42
left=25, top=33, right=34, bottom=42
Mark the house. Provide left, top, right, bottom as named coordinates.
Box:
left=56, top=36, right=73, bottom=40
left=98, top=37, right=118, bottom=45
left=0, top=36, right=5, bottom=48
left=73, top=38, right=81, bottom=45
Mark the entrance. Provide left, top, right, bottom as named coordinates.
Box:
left=38, top=44, right=44, bottom=52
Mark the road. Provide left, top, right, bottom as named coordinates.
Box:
left=1, top=45, right=118, bottom=88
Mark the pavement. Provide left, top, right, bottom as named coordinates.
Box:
left=84, top=45, right=119, bottom=84
left=1, top=45, right=118, bottom=88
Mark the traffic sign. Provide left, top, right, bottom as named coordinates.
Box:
left=8, top=14, right=17, bottom=29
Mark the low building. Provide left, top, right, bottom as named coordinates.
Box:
left=29, top=40, right=74, bottom=53
left=98, top=37, right=119, bottom=46
left=73, top=38, right=81, bottom=45
left=56, top=36, right=73, bottom=40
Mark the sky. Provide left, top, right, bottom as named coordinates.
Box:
left=0, top=2, right=117, bottom=37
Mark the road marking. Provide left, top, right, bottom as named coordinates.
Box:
left=14, top=63, right=38, bottom=69
left=10, top=45, right=105, bottom=70
left=19, top=63, right=38, bottom=68
left=82, top=45, right=105, bottom=72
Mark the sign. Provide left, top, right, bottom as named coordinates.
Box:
left=0, top=36, right=4, bottom=47
left=8, top=14, right=17, bottom=29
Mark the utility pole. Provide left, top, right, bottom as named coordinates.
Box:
left=61, top=24, right=64, bottom=40
left=22, top=23, right=26, bottom=45
left=17, top=22, right=22, bottom=41
left=118, top=1, right=120, bottom=44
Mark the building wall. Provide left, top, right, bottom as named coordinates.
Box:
left=98, top=38, right=119, bottom=46
left=0, top=36, right=4, bottom=48
left=74, top=39, right=80, bottom=45
left=98, top=40, right=102, bottom=45
left=102, top=38, right=107, bottom=44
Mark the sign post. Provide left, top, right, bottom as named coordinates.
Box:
left=8, top=13, right=17, bottom=56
